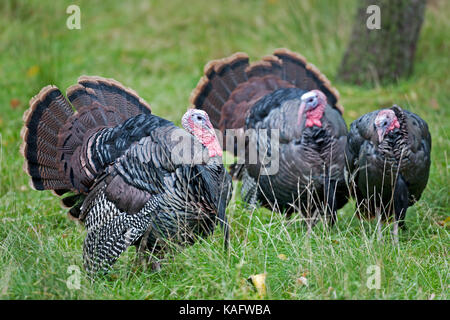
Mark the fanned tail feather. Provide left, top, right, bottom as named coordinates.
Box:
left=21, top=76, right=153, bottom=216
left=273, top=48, right=342, bottom=113
left=190, top=48, right=343, bottom=133
left=21, top=86, right=74, bottom=191
left=66, top=76, right=152, bottom=118
left=190, top=52, right=250, bottom=128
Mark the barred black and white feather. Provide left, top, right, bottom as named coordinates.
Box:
left=21, top=76, right=231, bottom=274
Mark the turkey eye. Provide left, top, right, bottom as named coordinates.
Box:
left=383, top=121, right=387, bottom=126
left=196, top=116, right=202, bottom=121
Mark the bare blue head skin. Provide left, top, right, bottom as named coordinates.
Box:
left=297, top=90, right=327, bottom=127
left=374, top=109, right=400, bottom=142
left=182, top=109, right=222, bottom=157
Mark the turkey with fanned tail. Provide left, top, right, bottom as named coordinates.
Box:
left=21, top=76, right=231, bottom=274
left=190, top=49, right=349, bottom=228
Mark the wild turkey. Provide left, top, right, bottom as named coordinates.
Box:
left=21, top=76, right=231, bottom=274
left=346, top=105, right=431, bottom=242
left=190, top=49, right=348, bottom=227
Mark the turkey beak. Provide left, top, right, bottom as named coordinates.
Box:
left=377, top=127, right=386, bottom=143
left=297, top=101, right=306, bottom=126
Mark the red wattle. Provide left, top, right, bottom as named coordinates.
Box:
left=305, top=105, right=325, bottom=128
left=385, top=116, right=400, bottom=134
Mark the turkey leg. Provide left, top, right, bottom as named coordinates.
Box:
left=393, top=175, right=409, bottom=245
left=324, top=179, right=338, bottom=227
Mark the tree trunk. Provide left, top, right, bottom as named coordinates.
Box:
left=338, top=0, right=426, bottom=86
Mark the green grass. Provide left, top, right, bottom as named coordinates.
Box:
left=0, top=0, right=448, bottom=299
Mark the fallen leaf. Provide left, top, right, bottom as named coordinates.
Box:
left=296, top=276, right=308, bottom=287
left=248, top=273, right=267, bottom=297
left=277, top=254, right=287, bottom=261
left=10, top=98, right=20, bottom=109
left=437, top=217, right=450, bottom=228
left=144, top=293, right=152, bottom=300
left=61, top=234, right=68, bottom=239
left=26, top=65, right=40, bottom=78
